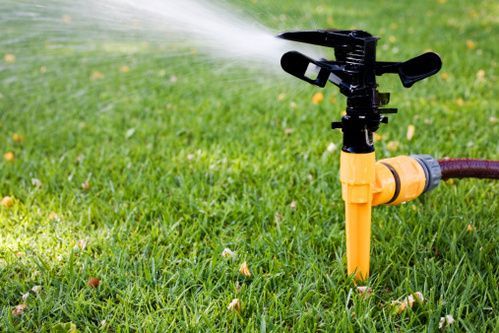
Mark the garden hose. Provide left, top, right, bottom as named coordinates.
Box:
left=438, top=158, right=499, bottom=180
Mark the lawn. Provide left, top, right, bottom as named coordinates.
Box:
left=0, top=0, right=498, bottom=331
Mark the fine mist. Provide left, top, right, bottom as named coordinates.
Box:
left=1, top=0, right=321, bottom=70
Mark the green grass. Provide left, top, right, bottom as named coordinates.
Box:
left=0, top=0, right=498, bottom=331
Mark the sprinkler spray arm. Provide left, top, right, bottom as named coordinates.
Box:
left=278, top=29, right=443, bottom=281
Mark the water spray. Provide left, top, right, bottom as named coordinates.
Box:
left=278, top=29, right=499, bottom=281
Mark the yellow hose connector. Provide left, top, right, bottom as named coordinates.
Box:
left=373, top=156, right=427, bottom=206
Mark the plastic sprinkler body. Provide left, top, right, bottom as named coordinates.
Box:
left=278, top=30, right=443, bottom=281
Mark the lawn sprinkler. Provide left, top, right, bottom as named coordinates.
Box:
left=278, top=29, right=499, bottom=281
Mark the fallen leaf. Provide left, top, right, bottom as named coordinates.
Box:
left=87, top=277, right=100, bottom=288
left=356, top=286, right=373, bottom=296
left=12, top=304, right=27, bottom=317
left=48, top=212, right=60, bottom=221
left=227, top=298, right=241, bottom=312
left=467, top=224, right=474, bottom=232
left=326, top=142, right=337, bottom=153
left=125, top=128, right=136, bottom=139
left=4, top=53, right=16, bottom=64
left=439, top=314, right=455, bottom=329
left=75, top=239, right=87, bottom=251
left=413, top=291, right=424, bottom=303
left=465, top=39, right=476, bottom=50
left=221, top=248, right=236, bottom=259
left=1, top=196, right=14, bottom=208
left=90, top=71, right=104, bottom=80
left=12, top=133, right=24, bottom=143
left=476, top=69, right=485, bottom=82
left=284, top=128, right=294, bottom=136
left=312, top=92, right=324, bottom=105
left=386, top=140, right=400, bottom=152
left=32, top=178, right=42, bottom=188
left=391, top=300, right=407, bottom=314
left=81, top=181, right=91, bottom=191
left=4, top=151, right=15, bottom=161
left=239, top=261, right=251, bottom=277
left=119, top=65, right=130, bottom=73
left=445, top=178, right=455, bottom=185
left=392, top=292, right=424, bottom=313
left=440, top=72, right=449, bottom=81
left=274, top=212, right=283, bottom=224
left=373, top=132, right=383, bottom=142
left=31, top=285, right=42, bottom=294
left=406, top=124, right=416, bottom=141
left=455, top=98, right=465, bottom=107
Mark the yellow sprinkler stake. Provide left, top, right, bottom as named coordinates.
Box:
left=340, top=151, right=376, bottom=280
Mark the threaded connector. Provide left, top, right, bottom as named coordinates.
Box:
left=411, top=155, right=441, bottom=192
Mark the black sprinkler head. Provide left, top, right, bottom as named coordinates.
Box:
left=277, top=29, right=442, bottom=153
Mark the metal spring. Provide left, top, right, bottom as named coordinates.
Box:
left=345, top=45, right=365, bottom=66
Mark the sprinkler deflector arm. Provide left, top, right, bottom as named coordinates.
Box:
left=278, top=29, right=443, bottom=280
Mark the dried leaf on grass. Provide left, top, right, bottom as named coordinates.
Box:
left=356, top=286, right=373, bottom=296
left=1, top=196, right=14, bottom=208
left=221, top=248, right=236, bottom=259
left=32, top=285, right=42, bottom=294
left=227, top=298, right=241, bottom=312
left=12, top=304, right=27, bottom=317
left=439, top=314, right=455, bottom=329
left=312, top=92, right=324, bottom=105
left=4, top=151, right=15, bottom=161
left=239, top=261, right=251, bottom=277
left=391, top=291, right=424, bottom=313
left=406, top=124, right=416, bottom=141
left=87, top=277, right=101, bottom=288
